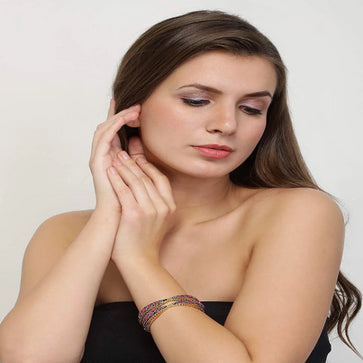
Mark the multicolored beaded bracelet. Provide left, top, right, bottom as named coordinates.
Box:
left=138, top=295, right=205, bottom=328
left=138, top=295, right=205, bottom=332
left=140, top=299, right=204, bottom=329
left=138, top=294, right=204, bottom=325
left=143, top=302, right=204, bottom=332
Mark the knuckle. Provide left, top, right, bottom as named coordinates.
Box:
left=136, top=208, right=147, bottom=219
left=158, top=174, right=169, bottom=183
left=133, top=178, right=144, bottom=188
left=145, top=207, right=157, bottom=218
left=128, top=208, right=142, bottom=220
left=135, top=156, right=147, bottom=164
left=95, top=124, right=103, bottom=132
left=93, top=131, right=100, bottom=140
left=116, top=184, right=129, bottom=194
left=140, top=175, right=150, bottom=184
left=169, top=203, right=177, bottom=214
left=159, top=205, right=169, bottom=216
left=88, top=160, right=95, bottom=170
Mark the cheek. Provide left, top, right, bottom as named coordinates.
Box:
left=140, top=97, right=182, bottom=129
left=255, top=121, right=267, bottom=140
left=241, top=121, right=266, bottom=148
left=138, top=100, right=182, bottom=151
left=232, top=121, right=266, bottom=168
left=139, top=98, right=196, bottom=148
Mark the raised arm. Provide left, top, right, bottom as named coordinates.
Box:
left=0, top=100, right=141, bottom=363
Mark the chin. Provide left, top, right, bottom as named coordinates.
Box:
left=166, top=161, right=234, bottom=180
left=142, top=144, right=240, bottom=179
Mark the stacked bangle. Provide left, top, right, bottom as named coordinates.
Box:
left=138, top=294, right=205, bottom=332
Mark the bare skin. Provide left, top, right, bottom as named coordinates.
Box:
left=70, top=185, right=268, bottom=306
left=0, top=52, right=344, bottom=363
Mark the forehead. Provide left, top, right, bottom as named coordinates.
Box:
left=161, top=51, right=277, bottom=95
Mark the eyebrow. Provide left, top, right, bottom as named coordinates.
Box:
left=177, top=83, right=273, bottom=98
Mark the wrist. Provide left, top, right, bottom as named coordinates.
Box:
left=113, top=251, right=160, bottom=273
left=92, top=207, right=120, bottom=225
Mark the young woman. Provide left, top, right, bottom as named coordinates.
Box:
left=0, top=10, right=361, bottom=363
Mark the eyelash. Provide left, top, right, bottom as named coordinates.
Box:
left=181, top=98, right=263, bottom=115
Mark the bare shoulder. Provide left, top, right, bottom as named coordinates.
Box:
left=40, top=209, right=94, bottom=245
left=244, top=187, right=344, bottom=240
left=17, top=209, right=94, bottom=302
left=27, top=209, right=94, bottom=251
left=266, top=186, right=342, bottom=207
left=246, top=186, right=342, bottom=211
left=225, top=187, right=345, bottom=362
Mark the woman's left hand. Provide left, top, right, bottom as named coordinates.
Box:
left=107, top=136, right=176, bottom=265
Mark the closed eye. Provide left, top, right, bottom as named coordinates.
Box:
left=182, top=98, right=209, bottom=107
left=182, top=98, right=263, bottom=115
left=240, top=105, right=262, bottom=115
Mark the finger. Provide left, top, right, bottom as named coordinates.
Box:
left=89, top=103, right=141, bottom=175
left=110, top=132, right=122, bottom=151
left=95, top=104, right=141, bottom=146
left=135, top=157, right=176, bottom=211
left=93, top=107, right=139, bottom=149
left=103, top=105, right=141, bottom=133
left=121, top=141, right=175, bottom=212
left=93, top=107, right=140, bottom=149
left=107, top=98, right=116, bottom=119
left=91, top=110, right=139, bottom=159
left=107, top=166, right=137, bottom=208
left=116, top=150, right=146, bottom=178
left=107, top=99, right=140, bottom=122
left=113, top=152, right=169, bottom=212
left=112, top=156, right=156, bottom=210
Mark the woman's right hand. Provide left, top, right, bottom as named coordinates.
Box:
left=89, top=99, right=141, bottom=217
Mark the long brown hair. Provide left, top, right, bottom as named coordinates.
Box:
left=112, top=10, right=362, bottom=357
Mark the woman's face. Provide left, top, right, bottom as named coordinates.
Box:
left=138, top=51, right=277, bottom=179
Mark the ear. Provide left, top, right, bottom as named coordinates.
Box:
left=126, top=104, right=142, bottom=128
left=126, top=118, right=141, bottom=128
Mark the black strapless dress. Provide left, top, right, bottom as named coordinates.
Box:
left=80, top=301, right=331, bottom=363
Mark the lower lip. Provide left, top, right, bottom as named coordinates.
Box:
left=193, top=146, right=231, bottom=159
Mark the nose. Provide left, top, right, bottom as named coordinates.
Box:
left=206, top=105, right=237, bottom=135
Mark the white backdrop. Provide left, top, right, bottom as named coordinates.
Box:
left=0, top=0, right=362, bottom=362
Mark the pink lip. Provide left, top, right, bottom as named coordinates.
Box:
left=197, top=144, right=232, bottom=151
left=193, top=144, right=232, bottom=159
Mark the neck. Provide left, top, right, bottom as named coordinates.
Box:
left=141, top=147, right=245, bottom=232
left=165, top=173, right=240, bottom=231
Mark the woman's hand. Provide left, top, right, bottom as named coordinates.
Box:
left=89, top=99, right=140, bottom=217
left=106, top=136, right=176, bottom=264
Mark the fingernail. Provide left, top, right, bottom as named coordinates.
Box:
left=119, top=151, right=130, bottom=160
left=113, top=158, right=122, bottom=165
left=109, top=167, right=117, bottom=175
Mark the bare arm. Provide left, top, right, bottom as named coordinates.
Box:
left=108, top=143, right=344, bottom=363
left=0, top=100, right=141, bottom=363
left=0, top=210, right=118, bottom=363
left=119, top=189, right=343, bottom=363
